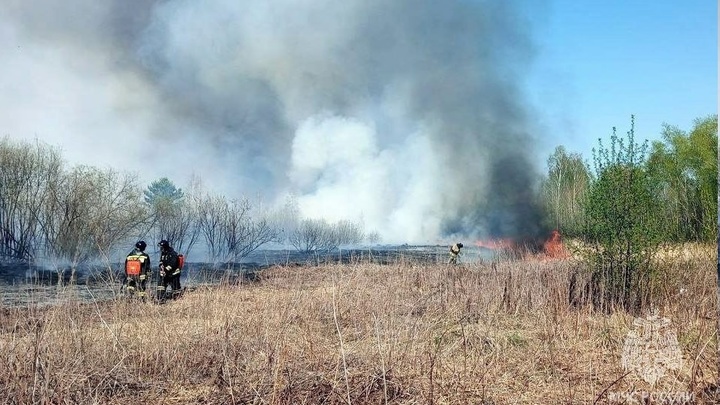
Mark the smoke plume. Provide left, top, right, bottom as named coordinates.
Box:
left=1, top=0, right=547, bottom=244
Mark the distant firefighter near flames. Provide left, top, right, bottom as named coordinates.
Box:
left=448, top=242, right=464, bottom=264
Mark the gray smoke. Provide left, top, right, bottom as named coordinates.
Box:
left=1, top=0, right=547, bottom=244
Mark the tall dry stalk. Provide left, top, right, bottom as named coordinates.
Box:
left=0, top=246, right=716, bottom=404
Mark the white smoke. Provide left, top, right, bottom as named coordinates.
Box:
left=1, top=0, right=546, bottom=245
left=290, top=114, right=442, bottom=243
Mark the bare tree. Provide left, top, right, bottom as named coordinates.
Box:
left=150, top=198, right=199, bottom=256
left=195, top=193, right=279, bottom=264
left=289, top=219, right=332, bottom=253
left=88, top=170, right=150, bottom=265
left=334, top=220, right=365, bottom=247
left=0, top=137, right=63, bottom=262
left=195, top=193, right=227, bottom=263
left=223, top=198, right=278, bottom=261
left=366, top=230, right=382, bottom=245
left=289, top=218, right=364, bottom=253
left=268, top=193, right=301, bottom=246
left=37, top=166, right=148, bottom=283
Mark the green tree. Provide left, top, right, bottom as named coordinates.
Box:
left=646, top=115, right=718, bottom=242
left=583, top=116, right=663, bottom=313
left=144, top=177, right=184, bottom=206
left=541, top=146, right=590, bottom=237
left=144, top=177, right=193, bottom=249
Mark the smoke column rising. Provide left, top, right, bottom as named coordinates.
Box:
left=1, top=0, right=548, bottom=244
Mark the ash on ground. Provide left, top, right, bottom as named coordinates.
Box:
left=0, top=245, right=497, bottom=307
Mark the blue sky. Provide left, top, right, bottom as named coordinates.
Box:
left=527, top=0, right=718, bottom=166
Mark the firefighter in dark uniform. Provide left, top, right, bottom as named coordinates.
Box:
left=157, top=240, right=182, bottom=302
left=124, top=240, right=151, bottom=300
left=448, top=242, right=463, bottom=264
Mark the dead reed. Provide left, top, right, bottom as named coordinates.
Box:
left=0, top=245, right=716, bottom=404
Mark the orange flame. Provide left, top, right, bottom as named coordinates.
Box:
left=542, top=229, right=569, bottom=259
left=473, top=230, right=569, bottom=261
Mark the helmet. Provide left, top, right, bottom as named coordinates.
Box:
left=135, top=240, right=147, bottom=251
left=456, top=242, right=464, bottom=248
left=158, top=240, right=170, bottom=249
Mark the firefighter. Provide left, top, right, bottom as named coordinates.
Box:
left=448, top=242, right=463, bottom=264
left=124, top=240, right=151, bottom=300
left=156, top=240, right=182, bottom=302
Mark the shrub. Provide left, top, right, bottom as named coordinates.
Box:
left=582, top=116, right=664, bottom=313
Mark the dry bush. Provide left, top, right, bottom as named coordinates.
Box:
left=0, top=246, right=717, bottom=404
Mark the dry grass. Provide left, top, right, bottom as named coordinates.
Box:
left=0, top=246, right=717, bottom=404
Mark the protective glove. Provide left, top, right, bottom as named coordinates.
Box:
left=139, top=274, right=146, bottom=281
left=160, top=271, right=166, bottom=278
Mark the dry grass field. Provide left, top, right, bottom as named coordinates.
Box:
left=0, top=244, right=717, bottom=404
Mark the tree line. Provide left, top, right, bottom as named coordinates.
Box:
left=541, top=114, right=717, bottom=244
left=0, top=138, right=366, bottom=275
left=0, top=114, right=715, bottom=302
left=540, top=114, right=717, bottom=313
